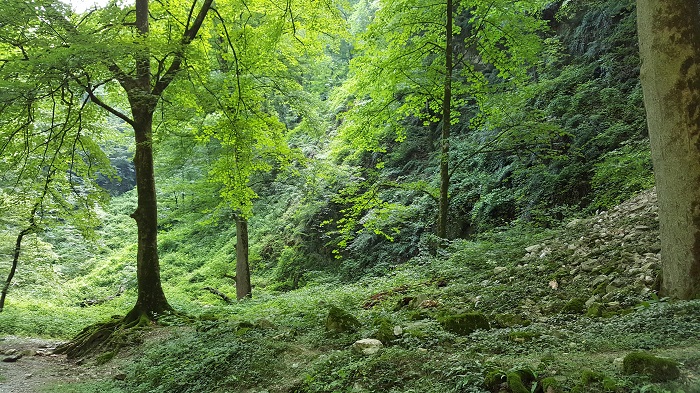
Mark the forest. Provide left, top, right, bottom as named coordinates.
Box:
left=0, top=0, right=699, bottom=392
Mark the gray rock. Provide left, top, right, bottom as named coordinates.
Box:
left=352, top=339, right=383, bottom=355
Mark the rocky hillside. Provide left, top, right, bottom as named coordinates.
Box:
left=517, top=188, right=661, bottom=317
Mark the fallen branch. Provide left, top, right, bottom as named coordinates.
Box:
left=79, top=286, right=126, bottom=307
left=203, top=286, right=233, bottom=303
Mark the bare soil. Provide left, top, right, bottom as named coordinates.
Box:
left=0, top=336, right=117, bottom=393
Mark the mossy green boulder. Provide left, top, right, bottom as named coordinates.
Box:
left=506, top=369, right=535, bottom=393
left=562, top=297, right=586, bottom=314
left=438, top=312, right=489, bottom=335
left=622, top=351, right=680, bottom=382
left=372, top=319, right=395, bottom=344
left=483, top=368, right=506, bottom=391
left=540, top=376, right=563, bottom=393
left=325, top=306, right=361, bottom=334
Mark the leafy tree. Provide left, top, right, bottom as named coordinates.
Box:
left=0, top=0, right=214, bottom=355
left=157, top=0, right=344, bottom=298
left=333, top=0, right=548, bottom=239
left=637, top=0, right=700, bottom=299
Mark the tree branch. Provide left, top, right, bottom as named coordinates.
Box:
left=85, top=85, right=135, bottom=126
left=152, top=0, right=213, bottom=97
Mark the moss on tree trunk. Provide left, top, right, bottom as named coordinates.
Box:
left=637, top=0, right=700, bottom=299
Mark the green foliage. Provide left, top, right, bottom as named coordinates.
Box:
left=590, top=143, right=654, bottom=210
left=115, top=325, right=289, bottom=393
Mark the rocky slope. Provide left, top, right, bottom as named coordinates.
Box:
left=518, top=188, right=661, bottom=316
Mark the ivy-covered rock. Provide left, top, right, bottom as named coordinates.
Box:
left=325, top=306, right=361, bottom=334
left=438, top=312, right=489, bottom=335
left=493, top=313, right=532, bottom=328
left=622, top=351, right=680, bottom=382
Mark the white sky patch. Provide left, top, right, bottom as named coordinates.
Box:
left=68, top=0, right=133, bottom=14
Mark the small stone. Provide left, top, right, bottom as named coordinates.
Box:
left=393, top=326, right=403, bottom=336
left=114, top=373, right=127, bottom=381
left=352, top=339, right=383, bottom=355
left=418, top=299, right=440, bottom=308
left=525, top=244, right=542, bottom=253
left=494, top=266, right=507, bottom=274
left=2, top=355, right=22, bottom=362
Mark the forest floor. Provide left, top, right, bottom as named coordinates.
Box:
left=0, top=336, right=116, bottom=393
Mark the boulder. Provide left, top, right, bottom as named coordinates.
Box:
left=325, top=306, right=360, bottom=334
left=438, top=312, right=489, bottom=335
left=622, top=351, right=680, bottom=382
left=352, top=338, right=383, bottom=355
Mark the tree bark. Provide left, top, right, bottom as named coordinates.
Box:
left=437, top=0, right=453, bottom=239
left=0, top=225, right=36, bottom=312
left=122, top=0, right=172, bottom=319
left=235, top=216, right=252, bottom=299
left=637, top=0, right=700, bottom=299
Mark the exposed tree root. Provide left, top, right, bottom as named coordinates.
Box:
left=55, top=313, right=152, bottom=359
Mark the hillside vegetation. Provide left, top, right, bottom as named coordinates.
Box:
left=1, top=0, right=698, bottom=392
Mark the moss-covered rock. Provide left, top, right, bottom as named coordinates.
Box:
left=540, top=376, right=563, bottom=393
left=602, top=376, right=619, bottom=391
left=580, top=369, right=604, bottom=384
left=483, top=368, right=506, bottom=391
left=438, top=312, right=489, bottom=335
left=372, top=319, right=395, bottom=344
left=622, top=351, right=680, bottom=382
left=325, top=306, right=361, bottom=334
left=493, top=313, right=532, bottom=328
left=562, top=297, right=587, bottom=314
left=506, top=369, right=535, bottom=393
left=586, top=302, right=604, bottom=317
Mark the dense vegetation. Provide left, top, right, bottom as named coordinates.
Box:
left=1, top=0, right=697, bottom=392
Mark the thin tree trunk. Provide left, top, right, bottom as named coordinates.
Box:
left=637, top=0, right=700, bottom=299
left=235, top=216, right=251, bottom=299
left=437, top=0, right=453, bottom=239
left=0, top=225, right=36, bottom=312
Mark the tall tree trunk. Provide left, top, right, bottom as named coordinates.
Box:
left=235, top=216, right=251, bottom=299
left=637, top=0, right=700, bottom=299
left=437, top=0, right=453, bottom=239
left=128, top=109, right=172, bottom=318
left=125, top=0, right=172, bottom=319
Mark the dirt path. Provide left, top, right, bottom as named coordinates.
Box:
left=0, top=336, right=116, bottom=393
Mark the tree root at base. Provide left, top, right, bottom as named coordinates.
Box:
left=55, top=313, right=153, bottom=359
